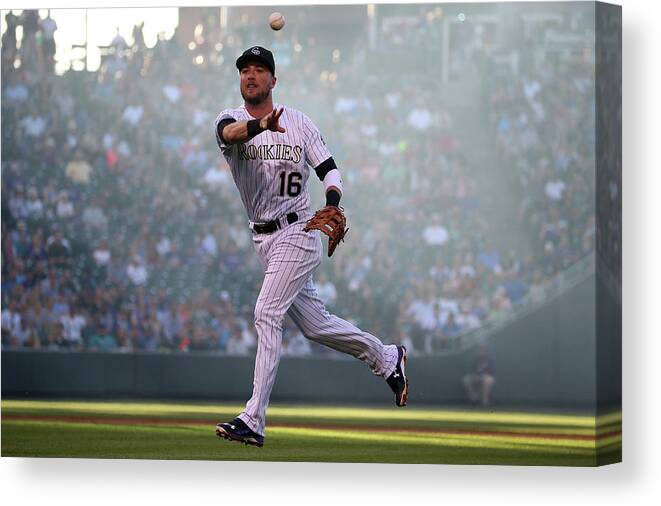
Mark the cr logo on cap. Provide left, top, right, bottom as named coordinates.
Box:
left=251, top=47, right=261, bottom=55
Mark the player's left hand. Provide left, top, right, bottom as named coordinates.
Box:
left=259, top=108, right=286, bottom=133
left=303, top=206, right=348, bottom=257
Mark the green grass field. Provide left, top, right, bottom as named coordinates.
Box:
left=1, top=400, right=621, bottom=466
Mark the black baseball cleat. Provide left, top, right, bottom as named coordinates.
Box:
left=215, top=417, right=265, bottom=447
left=386, top=345, right=409, bottom=407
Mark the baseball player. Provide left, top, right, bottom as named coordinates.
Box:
left=214, top=46, right=408, bottom=448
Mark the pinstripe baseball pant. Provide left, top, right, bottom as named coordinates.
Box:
left=238, top=220, right=399, bottom=436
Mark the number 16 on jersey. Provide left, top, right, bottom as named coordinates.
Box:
left=279, top=171, right=303, bottom=197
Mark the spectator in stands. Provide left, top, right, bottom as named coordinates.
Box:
left=110, top=27, right=128, bottom=55
left=441, top=311, right=462, bottom=342
left=137, top=319, right=160, bottom=351
left=9, top=220, right=31, bottom=259
left=422, top=214, right=450, bottom=247
left=33, top=297, right=58, bottom=344
left=134, top=22, right=146, bottom=48
left=46, top=229, right=71, bottom=271
left=41, top=10, right=58, bottom=73
left=225, top=323, right=248, bottom=355
left=55, top=190, right=75, bottom=220
left=462, top=343, right=496, bottom=406
left=88, top=322, right=117, bottom=351
left=190, top=325, right=211, bottom=351
left=91, top=238, right=111, bottom=281
left=46, top=321, right=67, bottom=350
left=115, top=327, right=133, bottom=352
left=19, top=10, right=40, bottom=72
left=65, top=150, right=92, bottom=185
left=24, top=187, right=44, bottom=221
left=315, top=272, right=337, bottom=307
left=20, top=105, right=47, bottom=139
left=126, top=253, right=148, bottom=286
left=1, top=11, right=19, bottom=72
left=82, top=197, right=109, bottom=233
left=2, top=300, right=25, bottom=346
left=60, top=304, right=86, bottom=349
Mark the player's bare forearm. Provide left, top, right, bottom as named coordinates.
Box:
left=221, top=120, right=259, bottom=145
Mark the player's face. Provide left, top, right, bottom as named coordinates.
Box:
left=240, top=63, right=276, bottom=106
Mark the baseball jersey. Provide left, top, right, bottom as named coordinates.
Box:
left=214, top=104, right=331, bottom=223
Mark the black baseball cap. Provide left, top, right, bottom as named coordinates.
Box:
left=236, top=46, right=275, bottom=75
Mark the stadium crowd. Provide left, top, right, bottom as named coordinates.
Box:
left=486, top=24, right=596, bottom=284
left=1, top=7, right=596, bottom=357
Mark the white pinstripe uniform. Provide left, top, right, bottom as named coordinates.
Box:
left=214, top=104, right=399, bottom=437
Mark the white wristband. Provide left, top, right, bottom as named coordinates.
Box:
left=323, top=168, right=343, bottom=194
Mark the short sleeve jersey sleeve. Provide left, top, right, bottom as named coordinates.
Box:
left=302, top=113, right=332, bottom=169
left=214, top=109, right=239, bottom=153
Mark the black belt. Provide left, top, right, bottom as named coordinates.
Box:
left=252, top=212, right=299, bottom=234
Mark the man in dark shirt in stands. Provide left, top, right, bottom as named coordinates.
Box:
left=462, top=343, right=496, bottom=406
left=46, top=229, right=71, bottom=271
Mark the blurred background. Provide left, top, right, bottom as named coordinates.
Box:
left=1, top=3, right=620, bottom=408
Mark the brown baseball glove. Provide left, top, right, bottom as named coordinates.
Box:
left=303, top=206, right=348, bottom=257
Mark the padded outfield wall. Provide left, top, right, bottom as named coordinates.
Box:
left=3, top=275, right=619, bottom=409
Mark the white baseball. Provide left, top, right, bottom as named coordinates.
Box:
left=269, top=12, right=285, bottom=31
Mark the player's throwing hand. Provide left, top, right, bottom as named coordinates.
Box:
left=259, top=107, right=286, bottom=133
